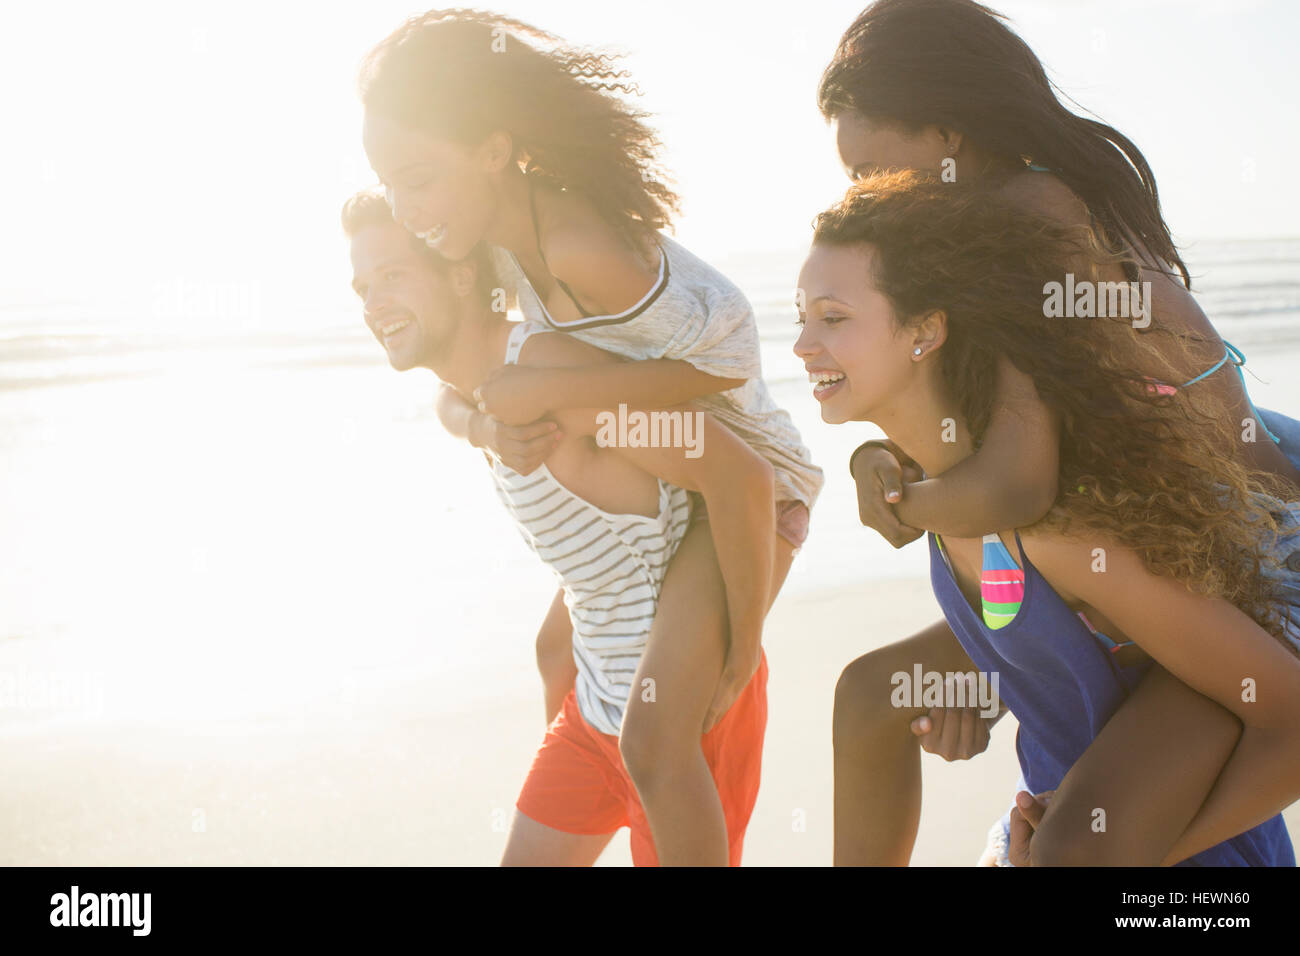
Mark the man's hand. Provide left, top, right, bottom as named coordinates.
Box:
left=473, top=365, right=554, bottom=426
left=1008, top=789, right=1054, bottom=866
left=470, top=413, right=562, bottom=476
left=850, top=441, right=924, bottom=548
left=909, top=702, right=997, bottom=761
left=703, top=649, right=759, bottom=733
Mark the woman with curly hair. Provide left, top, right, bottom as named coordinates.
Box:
left=800, top=170, right=1300, bottom=867
left=820, top=0, right=1300, bottom=525
left=816, top=0, right=1300, bottom=865
left=355, top=10, right=823, bottom=865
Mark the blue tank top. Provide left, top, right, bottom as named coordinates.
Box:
left=928, top=529, right=1295, bottom=866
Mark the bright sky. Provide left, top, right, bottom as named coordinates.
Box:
left=2, top=0, right=1296, bottom=321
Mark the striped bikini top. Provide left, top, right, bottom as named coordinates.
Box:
left=936, top=533, right=1133, bottom=653
left=486, top=320, right=692, bottom=735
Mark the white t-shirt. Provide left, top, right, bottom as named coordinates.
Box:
left=491, top=234, right=824, bottom=510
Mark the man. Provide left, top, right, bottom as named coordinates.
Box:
left=343, top=189, right=779, bottom=866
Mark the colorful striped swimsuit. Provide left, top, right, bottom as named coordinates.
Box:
left=937, top=534, right=1134, bottom=653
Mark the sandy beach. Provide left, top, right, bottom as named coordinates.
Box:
left=1, top=575, right=1025, bottom=866
left=4, top=249, right=1300, bottom=866
left=5, top=571, right=1300, bottom=866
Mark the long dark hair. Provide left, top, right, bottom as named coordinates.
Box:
left=358, top=8, right=680, bottom=253
left=811, top=170, right=1294, bottom=647
left=817, top=0, right=1191, bottom=287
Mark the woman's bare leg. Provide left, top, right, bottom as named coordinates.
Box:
left=833, top=619, right=980, bottom=865
left=619, top=520, right=796, bottom=865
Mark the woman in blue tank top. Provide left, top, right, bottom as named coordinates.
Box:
left=797, top=171, right=1300, bottom=866
left=818, top=0, right=1300, bottom=866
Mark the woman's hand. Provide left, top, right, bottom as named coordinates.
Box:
left=470, top=413, right=562, bottom=475
left=909, top=704, right=997, bottom=761
left=703, top=648, right=760, bottom=733
left=1008, top=789, right=1054, bottom=866
left=850, top=440, right=925, bottom=548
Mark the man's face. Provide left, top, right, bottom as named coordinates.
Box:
left=349, top=221, right=458, bottom=371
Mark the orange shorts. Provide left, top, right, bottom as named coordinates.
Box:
left=515, top=651, right=769, bottom=866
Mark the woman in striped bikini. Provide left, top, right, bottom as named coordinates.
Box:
left=355, top=10, right=823, bottom=864
left=799, top=170, right=1300, bottom=867
left=818, top=0, right=1300, bottom=865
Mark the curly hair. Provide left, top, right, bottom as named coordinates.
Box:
left=357, top=8, right=680, bottom=254
left=812, top=170, right=1298, bottom=647
left=817, top=0, right=1191, bottom=288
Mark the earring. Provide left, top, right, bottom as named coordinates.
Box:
left=913, top=347, right=923, bottom=356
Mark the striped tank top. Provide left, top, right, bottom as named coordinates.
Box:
left=487, top=321, right=693, bottom=735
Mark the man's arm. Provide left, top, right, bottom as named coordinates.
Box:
left=535, top=588, right=576, bottom=726
left=435, top=382, right=480, bottom=443
left=435, top=381, right=560, bottom=475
